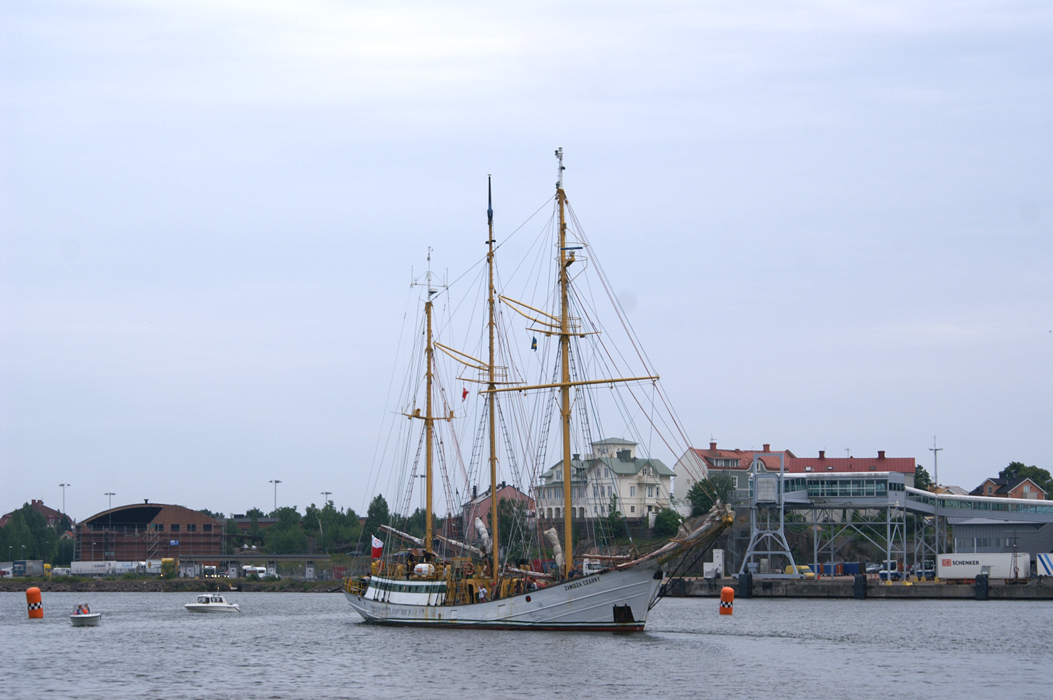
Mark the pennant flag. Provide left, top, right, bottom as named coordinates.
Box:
left=462, top=387, right=469, bottom=401
left=531, top=337, right=537, bottom=351
left=371, top=535, right=384, bottom=559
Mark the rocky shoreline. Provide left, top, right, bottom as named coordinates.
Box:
left=0, top=578, right=344, bottom=593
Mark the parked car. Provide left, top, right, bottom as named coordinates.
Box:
left=865, top=563, right=882, bottom=574
left=784, top=564, right=815, bottom=580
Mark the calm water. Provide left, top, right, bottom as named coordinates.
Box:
left=2, top=591, right=1050, bottom=700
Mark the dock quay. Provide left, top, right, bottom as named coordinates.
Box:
left=670, top=576, right=1053, bottom=600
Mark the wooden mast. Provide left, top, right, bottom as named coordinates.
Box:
left=486, top=176, right=500, bottom=587
left=424, top=253, right=436, bottom=552
left=556, top=148, right=574, bottom=580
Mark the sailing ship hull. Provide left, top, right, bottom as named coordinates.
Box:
left=345, top=561, right=663, bottom=631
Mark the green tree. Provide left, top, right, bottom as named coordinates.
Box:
left=604, top=494, right=624, bottom=540
left=914, top=465, right=933, bottom=491
left=498, top=498, right=527, bottom=549
left=264, top=506, right=308, bottom=554
left=0, top=504, right=72, bottom=565
left=687, top=475, right=736, bottom=517
left=999, top=462, right=1052, bottom=495
left=362, top=495, right=390, bottom=544
left=652, top=508, right=682, bottom=538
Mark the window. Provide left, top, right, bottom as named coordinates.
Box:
left=186, top=524, right=197, bottom=532
left=647, top=487, right=654, bottom=498
left=731, top=475, right=738, bottom=488
left=630, top=506, right=635, bottom=513
left=202, top=524, right=212, bottom=532
left=630, top=486, right=636, bottom=498
left=170, top=524, right=180, bottom=532
left=987, top=485, right=993, bottom=495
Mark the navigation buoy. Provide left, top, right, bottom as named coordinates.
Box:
left=26, top=587, right=43, bottom=619
left=719, top=586, right=734, bottom=615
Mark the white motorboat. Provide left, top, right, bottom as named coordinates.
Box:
left=70, top=605, right=102, bottom=626
left=184, top=593, right=240, bottom=613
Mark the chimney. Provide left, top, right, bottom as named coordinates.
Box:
left=878, top=451, right=885, bottom=459
left=763, top=444, right=770, bottom=453
left=819, top=450, right=825, bottom=459
left=709, top=441, right=717, bottom=451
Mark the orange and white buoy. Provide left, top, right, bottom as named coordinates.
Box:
left=719, top=586, right=734, bottom=615
left=26, top=587, right=43, bottom=619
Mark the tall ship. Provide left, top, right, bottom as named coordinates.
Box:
left=344, top=149, right=732, bottom=631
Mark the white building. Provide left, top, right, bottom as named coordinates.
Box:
left=536, top=438, right=674, bottom=523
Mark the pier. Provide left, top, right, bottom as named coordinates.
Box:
left=671, top=576, right=1053, bottom=600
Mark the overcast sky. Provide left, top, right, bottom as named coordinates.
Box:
left=2, top=1, right=1051, bottom=522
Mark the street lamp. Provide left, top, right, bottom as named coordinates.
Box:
left=105, top=492, right=116, bottom=510
left=930, top=438, right=943, bottom=554
left=269, top=480, right=282, bottom=512
left=59, top=483, right=69, bottom=519
left=321, top=491, right=332, bottom=504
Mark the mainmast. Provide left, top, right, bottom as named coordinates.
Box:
left=556, top=148, right=574, bottom=580
left=413, top=249, right=439, bottom=552
left=486, top=176, right=500, bottom=586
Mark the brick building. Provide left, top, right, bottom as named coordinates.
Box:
left=75, top=502, right=223, bottom=562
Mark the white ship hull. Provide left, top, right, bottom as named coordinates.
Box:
left=345, top=561, right=663, bottom=631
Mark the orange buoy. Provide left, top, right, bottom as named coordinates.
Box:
left=719, top=586, right=734, bottom=615
left=26, top=587, right=43, bottom=619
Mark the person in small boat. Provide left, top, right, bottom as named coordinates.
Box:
left=477, top=587, right=488, bottom=602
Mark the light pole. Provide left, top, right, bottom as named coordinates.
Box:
left=321, top=491, right=332, bottom=504
left=105, top=492, right=115, bottom=510
left=59, top=483, right=69, bottom=519
left=929, top=438, right=943, bottom=554
left=269, top=480, right=282, bottom=512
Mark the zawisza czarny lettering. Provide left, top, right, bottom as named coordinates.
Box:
left=563, top=576, right=599, bottom=591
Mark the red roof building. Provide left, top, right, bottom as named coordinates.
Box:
left=675, top=443, right=917, bottom=493
left=0, top=499, right=69, bottom=529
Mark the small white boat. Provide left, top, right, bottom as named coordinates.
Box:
left=70, top=606, right=102, bottom=627
left=184, top=593, right=240, bottom=613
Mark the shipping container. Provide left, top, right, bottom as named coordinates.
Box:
left=937, top=553, right=1031, bottom=580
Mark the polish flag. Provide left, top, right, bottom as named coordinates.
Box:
left=371, top=535, right=384, bottom=559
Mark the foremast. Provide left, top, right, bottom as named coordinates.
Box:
left=409, top=250, right=440, bottom=552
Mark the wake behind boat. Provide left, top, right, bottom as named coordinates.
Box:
left=184, top=593, right=240, bottom=613
left=344, top=149, right=732, bottom=631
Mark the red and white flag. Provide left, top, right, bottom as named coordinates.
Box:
left=462, top=387, right=469, bottom=401
left=371, top=535, right=384, bottom=559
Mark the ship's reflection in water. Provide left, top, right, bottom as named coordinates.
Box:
left=5, top=592, right=1049, bottom=699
